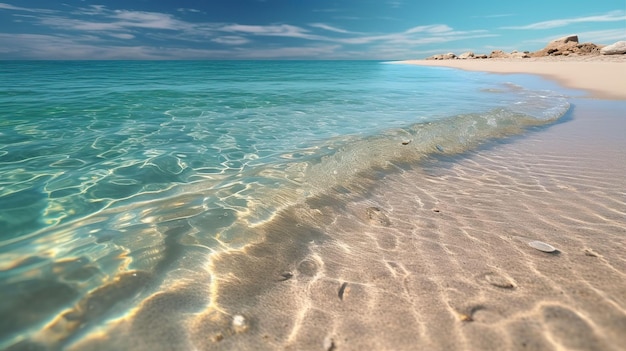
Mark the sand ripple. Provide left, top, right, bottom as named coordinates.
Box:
left=5, top=100, right=625, bottom=351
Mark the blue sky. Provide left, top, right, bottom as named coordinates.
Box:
left=0, top=0, right=624, bottom=59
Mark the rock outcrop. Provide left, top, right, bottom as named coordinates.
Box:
left=601, top=41, right=626, bottom=55
left=489, top=50, right=510, bottom=58
left=425, top=52, right=457, bottom=60
left=510, top=51, right=530, bottom=59
left=532, top=35, right=602, bottom=57
left=422, top=35, right=621, bottom=60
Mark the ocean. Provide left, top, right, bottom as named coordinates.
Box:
left=0, top=60, right=573, bottom=350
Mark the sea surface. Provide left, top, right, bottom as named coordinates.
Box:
left=0, top=60, right=571, bottom=349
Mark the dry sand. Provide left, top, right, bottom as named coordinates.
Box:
left=401, top=56, right=626, bottom=100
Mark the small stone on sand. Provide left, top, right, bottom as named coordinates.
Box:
left=484, top=272, right=515, bottom=289
left=232, top=314, right=249, bottom=333
left=323, top=336, right=336, bottom=351
left=278, top=272, right=293, bottom=281
left=338, top=282, right=348, bottom=300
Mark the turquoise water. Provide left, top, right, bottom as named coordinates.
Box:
left=0, top=61, right=569, bottom=349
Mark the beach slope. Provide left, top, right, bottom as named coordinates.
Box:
left=400, top=56, right=626, bottom=100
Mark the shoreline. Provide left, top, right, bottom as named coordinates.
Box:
left=197, top=97, right=626, bottom=350
left=398, top=56, right=626, bottom=100
left=195, top=61, right=626, bottom=349
left=3, top=60, right=625, bottom=350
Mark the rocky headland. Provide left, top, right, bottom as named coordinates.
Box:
left=426, top=35, right=626, bottom=60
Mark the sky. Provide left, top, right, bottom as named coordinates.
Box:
left=0, top=0, right=624, bottom=60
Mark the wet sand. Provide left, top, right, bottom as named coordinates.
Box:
left=187, top=98, right=626, bottom=351
left=184, top=61, right=626, bottom=350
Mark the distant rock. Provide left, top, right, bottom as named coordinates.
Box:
left=547, top=35, right=579, bottom=49
left=531, top=35, right=604, bottom=57
left=426, top=52, right=458, bottom=60
left=532, top=35, right=578, bottom=56
left=425, top=54, right=443, bottom=60
left=576, top=43, right=602, bottom=55
left=489, top=50, right=510, bottom=58
left=420, top=34, right=610, bottom=60
left=601, top=41, right=626, bottom=55
left=510, top=51, right=530, bottom=59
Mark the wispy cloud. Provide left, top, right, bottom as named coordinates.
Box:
left=503, top=10, right=626, bottom=30
left=177, top=8, right=203, bottom=14
left=405, top=24, right=453, bottom=34
left=309, top=23, right=353, bottom=34
left=3, top=4, right=196, bottom=36
left=329, top=25, right=493, bottom=46
left=0, top=2, right=55, bottom=13
left=218, top=23, right=322, bottom=40
left=577, top=29, right=626, bottom=44
left=387, top=1, right=403, bottom=9
left=211, top=35, right=251, bottom=45
left=0, top=2, right=497, bottom=59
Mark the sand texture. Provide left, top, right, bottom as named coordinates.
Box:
left=49, top=101, right=626, bottom=351
left=7, top=61, right=625, bottom=351
left=190, top=100, right=626, bottom=351
left=400, top=56, right=626, bottom=100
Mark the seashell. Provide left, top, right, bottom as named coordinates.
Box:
left=528, top=240, right=557, bottom=253
left=232, top=314, right=249, bottom=333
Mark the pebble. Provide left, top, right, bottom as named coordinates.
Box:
left=528, top=240, right=557, bottom=253
left=232, top=314, right=249, bottom=333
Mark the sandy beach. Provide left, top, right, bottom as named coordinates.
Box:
left=5, top=59, right=625, bottom=351
left=401, top=56, right=626, bottom=100
left=191, top=58, right=626, bottom=350
left=3, top=1, right=626, bottom=349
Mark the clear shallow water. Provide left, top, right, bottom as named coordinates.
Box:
left=0, top=60, right=570, bottom=349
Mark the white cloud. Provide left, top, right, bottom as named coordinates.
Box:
left=177, top=8, right=202, bottom=14
left=0, top=2, right=500, bottom=59
left=108, top=33, right=135, bottom=40
left=231, top=45, right=340, bottom=59
left=309, top=23, right=352, bottom=34
left=0, top=33, right=139, bottom=59
left=219, top=24, right=322, bottom=40
left=405, top=24, right=453, bottom=34
left=211, top=36, right=251, bottom=45
left=0, top=33, right=232, bottom=59
left=503, top=10, right=626, bottom=30
left=0, top=2, right=56, bottom=13
left=112, top=10, right=183, bottom=30
left=578, top=29, right=626, bottom=44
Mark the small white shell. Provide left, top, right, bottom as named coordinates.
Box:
left=232, top=314, right=249, bottom=333
left=528, top=240, right=557, bottom=253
